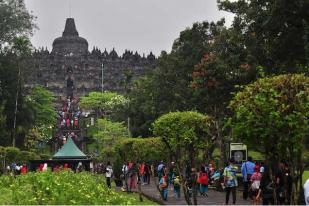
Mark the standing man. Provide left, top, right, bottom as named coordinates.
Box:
left=224, top=158, right=238, bottom=205
left=157, top=161, right=165, bottom=183
left=105, top=161, right=113, bottom=189
left=241, top=156, right=255, bottom=200
left=121, top=161, right=129, bottom=191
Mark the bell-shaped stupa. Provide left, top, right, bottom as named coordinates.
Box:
left=52, top=18, right=88, bottom=56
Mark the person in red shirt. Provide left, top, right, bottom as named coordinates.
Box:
left=139, top=162, right=145, bottom=184
left=64, top=163, right=70, bottom=170
left=38, top=163, right=44, bottom=172
left=20, top=164, right=27, bottom=174
left=250, top=165, right=262, bottom=205
left=74, top=117, right=78, bottom=129
left=66, top=118, right=70, bottom=128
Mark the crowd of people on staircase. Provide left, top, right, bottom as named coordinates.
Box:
left=57, top=96, right=81, bottom=146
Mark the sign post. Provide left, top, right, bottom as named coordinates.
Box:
left=230, top=143, right=247, bottom=164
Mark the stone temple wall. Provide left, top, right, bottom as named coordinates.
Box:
left=24, top=18, right=156, bottom=98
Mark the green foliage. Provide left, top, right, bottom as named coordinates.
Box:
left=153, top=111, right=214, bottom=167
left=17, top=150, right=39, bottom=162
left=0, top=53, right=34, bottom=147
left=218, top=0, right=309, bottom=73
left=25, top=86, right=57, bottom=145
left=229, top=74, right=309, bottom=203
left=4, top=147, right=20, bottom=163
left=95, top=118, right=128, bottom=139
left=90, top=119, right=128, bottom=161
left=153, top=111, right=213, bottom=152
left=23, top=128, right=41, bottom=151
left=303, top=171, right=309, bottom=184
left=26, top=86, right=56, bottom=127
left=0, top=147, right=39, bottom=165
left=0, top=171, right=145, bottom=205
left=229, top=74, right=309, bottom=156
left=191, top=27, right=256, bottom=117
left=0, top=104, right=8, bottom=145
left=129, top=20, right=225, bottom=137
left=80, top=91, right=128, bottom=117
left=0, top=37, right=35, bottom=147
left=0, top=0, right=36, bottom=46
left=116, top=137, right=168, bottom=162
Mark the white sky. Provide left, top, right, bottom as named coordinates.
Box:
left=24, top=0, right=234, bottom=56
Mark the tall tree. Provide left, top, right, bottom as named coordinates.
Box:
left=25, top=86, right=57, bottom=148
left=153, top=111, right=214, bottom=205
left=229, top=74, right=309, bottom=204
left=91, top=118, right=128, bottom=161
left=191, top=26, right=256, bottom=164
left=0, top=0, right=36, bottom=147
left=218, top=0, right=309, bottom=73
left=0, top=0, right=36, bottom=47
left=129, top=20, right=225, bottom=137
left=0, top=42, right=34, bottom=147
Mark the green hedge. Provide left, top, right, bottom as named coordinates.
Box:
left=0, top=171, right=143, bottom=205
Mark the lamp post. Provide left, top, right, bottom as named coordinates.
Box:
left=101, top=62, right=104, bottom=92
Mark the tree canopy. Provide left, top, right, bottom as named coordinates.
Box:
left=0, top=0, right=36, bottom=47
left=218, top=0, right=309, bottom=73
left=153, top=111, right=213, bottom=165
left=129, top=20, right=225, bottom=137
left=80, top=91, right=128, bottom=117
left=229, top=74, right=309, bottom=204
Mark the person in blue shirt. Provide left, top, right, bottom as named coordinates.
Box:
left=223, top=158, right=238, bottom=205
left=157, top=161, right=165, bottom=183
left=241, top=156, right=255, bottom=200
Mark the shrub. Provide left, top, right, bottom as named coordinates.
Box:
left=0, top=171, right=142, bottom=205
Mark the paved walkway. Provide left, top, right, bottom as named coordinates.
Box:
left=119, top=178, right=251, bottom=205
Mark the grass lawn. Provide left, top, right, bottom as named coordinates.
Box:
left=303, top=171, right=309, bottom=184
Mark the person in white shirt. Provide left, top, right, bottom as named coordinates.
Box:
left=105, top=161, right=113, bottom=188
left=121, top=162, right=129, bottom=191
left=304, top=179, right=309, bottom=205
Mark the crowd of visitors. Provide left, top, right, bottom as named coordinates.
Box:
left=220, top=157, right=294, bottom=205
left=96, top=157, right=304, bottom=205
left=7, top=163, right=28, bottom=176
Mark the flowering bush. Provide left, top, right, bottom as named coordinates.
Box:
left=0, top=171, right=142, bottom=205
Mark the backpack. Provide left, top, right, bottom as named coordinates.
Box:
left=173, top=177, right=180, bottom=186
left=159, top=177, right=167, bottom=189
left=199, top=173, right=208, bottom=185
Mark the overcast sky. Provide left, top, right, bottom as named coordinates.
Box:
left=24, top=0, right=234, bottom=56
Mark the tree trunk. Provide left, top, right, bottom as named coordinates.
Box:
left=188, top=145, right=197, bottom=205
left=176, top=161, right=191, bottom=205
left=192, top=180, right=197, bottom=205
left=215, top=119, right=226, bottom=167
left=203, top=143, right=215, bottom=163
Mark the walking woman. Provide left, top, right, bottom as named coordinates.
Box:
left=256, top=166, right=274, bottom=205
left=199, top=165, right=209, bottom=197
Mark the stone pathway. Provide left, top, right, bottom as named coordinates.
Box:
left=140, top=183, right=251, bottom=205
left=118, top=178, right=251, bottom=205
